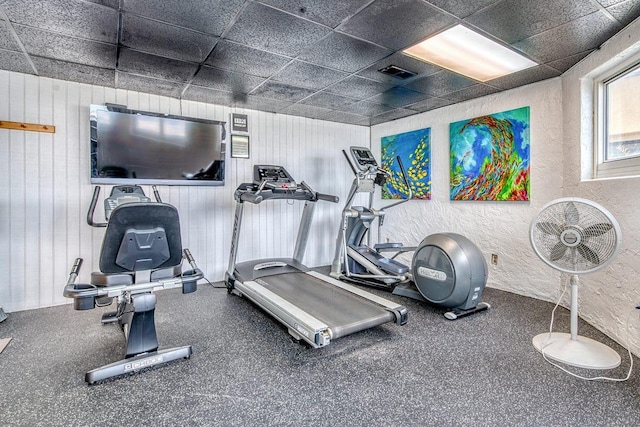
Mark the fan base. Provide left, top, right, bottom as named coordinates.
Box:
left=532, top=332, right=621, bottom=370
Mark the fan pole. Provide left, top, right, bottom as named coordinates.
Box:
left=570, top=274, right=578, bottom=340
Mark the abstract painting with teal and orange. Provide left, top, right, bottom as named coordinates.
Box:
left=450, top=106, right=530, bottom=201
left=381, top=127, right=431, bottom=200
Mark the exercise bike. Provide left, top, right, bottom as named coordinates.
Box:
left=330, top=146, right=490, bottom=320
left=63, top=185, right=203, bottom=384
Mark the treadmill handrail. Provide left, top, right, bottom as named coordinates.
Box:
left=316, top=192, right=339, bottom=203
left=240, top=192, right=264, bottom=204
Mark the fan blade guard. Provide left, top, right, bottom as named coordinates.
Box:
left=536, top=221, right=564, bottom=236
left=549, top=241, right=568, bottom=262
left=576, top=243, right=600, bottom=265
left=530, top=197, right=621, bottom=274
left=564, top=202, right=580, bottom=226
left=583, top=223, right=613, bottom=237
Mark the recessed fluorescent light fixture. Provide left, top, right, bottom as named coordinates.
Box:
left=402, top=25, right=537, bottom=82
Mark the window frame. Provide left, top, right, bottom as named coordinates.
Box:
left=593, top=55, right=640, bottom=179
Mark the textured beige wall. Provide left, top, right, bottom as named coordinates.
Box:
left=370, top=79, right=564, bottom=302
left=561, top=17, right=640, bottom=355
left=368, top=20, right=640, bottom=356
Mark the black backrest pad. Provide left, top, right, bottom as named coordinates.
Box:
left=99, top=202, right=183, bottom=273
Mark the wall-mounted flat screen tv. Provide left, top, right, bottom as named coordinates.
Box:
left=90, top=104, right=226, bottom=186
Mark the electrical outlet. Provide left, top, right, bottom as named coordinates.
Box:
left=491, top=254, right=498, bottom=265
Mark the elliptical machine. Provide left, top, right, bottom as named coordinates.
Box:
left=63, top=185, right=203, bottom=383
left=330, top=146, right=490, bottom=320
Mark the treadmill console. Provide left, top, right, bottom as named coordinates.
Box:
left=253, top=165, right=297, bottom=191
left=350, top=146, right=378, bottom=171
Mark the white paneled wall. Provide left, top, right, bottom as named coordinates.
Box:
left=0, top=71, right=368, bottom=312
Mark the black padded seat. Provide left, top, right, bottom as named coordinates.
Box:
left=99, top=202, right=183, bottom=274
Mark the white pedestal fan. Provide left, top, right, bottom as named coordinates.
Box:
left=529, top=197, right=622, bottom=370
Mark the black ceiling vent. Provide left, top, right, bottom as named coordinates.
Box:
left=378, top=65, right=417, bottom=79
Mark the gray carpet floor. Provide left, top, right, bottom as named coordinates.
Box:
left=0, top=279, right=638, bottom=427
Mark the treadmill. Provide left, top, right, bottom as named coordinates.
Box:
left=225, top=165, right=408, bottom=348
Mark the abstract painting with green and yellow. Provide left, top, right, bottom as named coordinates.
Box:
left=381, top=127, right=431, bottom=200
left=450, top=106, right=530, bottom=201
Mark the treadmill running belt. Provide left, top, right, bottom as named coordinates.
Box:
left=256, top=272, right=395, bottom=339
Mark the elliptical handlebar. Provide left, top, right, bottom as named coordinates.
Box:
left=376, top=155, right=413, bottom=213
left=393, top=155, right=413, bottom=202
left=343, top=149, right=358, bottom=176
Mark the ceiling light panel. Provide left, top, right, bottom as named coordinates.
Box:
left=403, top=25, right=538, bottom=82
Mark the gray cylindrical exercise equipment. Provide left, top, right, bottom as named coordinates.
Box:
left=412, top=233, right=488, bottom=310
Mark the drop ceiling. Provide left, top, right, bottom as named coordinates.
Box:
left=1, top=0, right=639, bottom=126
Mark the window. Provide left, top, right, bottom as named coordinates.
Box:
left=594, top=58, right=640, bottom=178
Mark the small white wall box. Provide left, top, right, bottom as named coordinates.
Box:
left=231, top=134, right=250, bottom=158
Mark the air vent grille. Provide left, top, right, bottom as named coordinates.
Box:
left=378, top=65, right=417, bottom=79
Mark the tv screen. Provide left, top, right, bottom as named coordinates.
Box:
left=90, top=104, right=226, bottom=186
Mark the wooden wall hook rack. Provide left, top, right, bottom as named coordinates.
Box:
left=0, top=120, right=56, bottom=133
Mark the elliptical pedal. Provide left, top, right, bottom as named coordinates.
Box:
left=444, top=302, right=491, bottom=320
left=339, top=274, right=394, bottom=291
